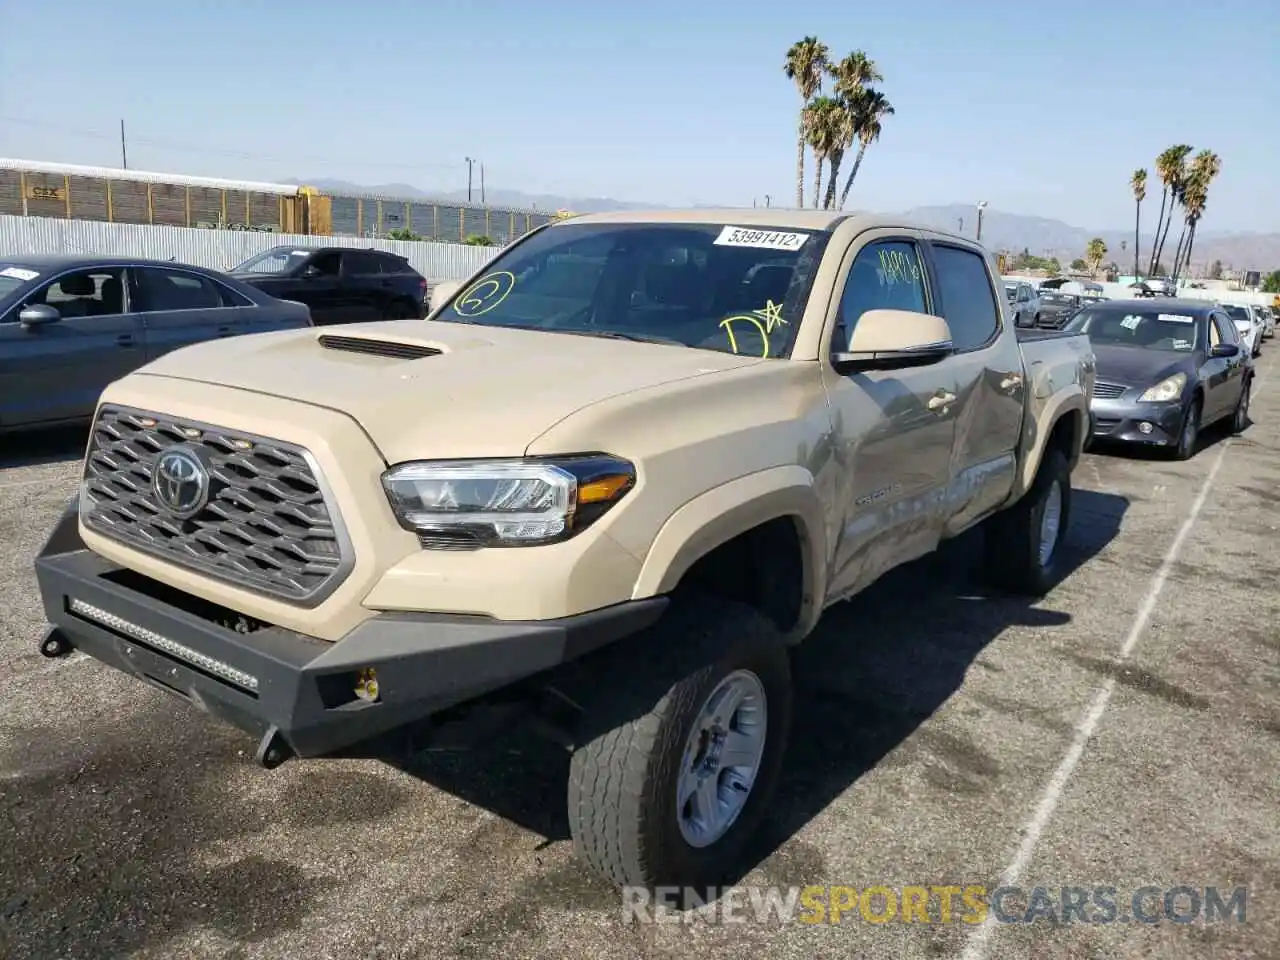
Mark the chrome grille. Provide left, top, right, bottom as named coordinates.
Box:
left=1092, top=382, right=1127, bottom=399
left=81, top=405, right=351, bottom=605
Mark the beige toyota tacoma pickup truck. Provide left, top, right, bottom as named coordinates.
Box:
left=35, top=210, right=1095, bottom=891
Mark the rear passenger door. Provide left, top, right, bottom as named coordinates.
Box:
left=820, top=233, right=960, bottom=602
left=0, top=266, right=145, bottom=426
left=340, top=250, right=386, bottom=322
left=923, top=240, right=1025, bottom=534
left=133, top=267, right=247, bottom=361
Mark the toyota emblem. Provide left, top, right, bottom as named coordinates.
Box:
left=152, top=447, right=210, bottom=518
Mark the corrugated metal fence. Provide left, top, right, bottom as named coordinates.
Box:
left=0, top=215, right=500, bottom=280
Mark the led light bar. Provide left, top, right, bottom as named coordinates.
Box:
left=68, top=598, right=260, bottom=693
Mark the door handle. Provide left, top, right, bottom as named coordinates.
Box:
left=1000, top=372, right=1023, bottom=391
left=216, top=326, right=233, bottom=337
left=927, top=391, right=956, bottom=411
left=116, top=333, right=136, bottom=347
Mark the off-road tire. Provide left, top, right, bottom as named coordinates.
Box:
left=567, top=596, right=793, bottom=891
left=1231, top=378, right=1252, bottom=434
left=984, top=446, right=1072, bottom=596
left=1171, top=396, right=1202, bottom=461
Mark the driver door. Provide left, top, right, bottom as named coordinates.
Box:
left=820, top=232, right=960, bottom=602
left=0, top=266, right=145, bottom=427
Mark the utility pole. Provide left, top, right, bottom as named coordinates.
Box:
left=958, top=216, right=964, bottom=233
left=120, top=119, right=128, bottom=169
left=764, top=194, right=771, bottom=207
left=480, top=163, right=486, bottom=204
left=465, top=157, right=474, bottom=203
left=976, top=200, right=988, bottom=243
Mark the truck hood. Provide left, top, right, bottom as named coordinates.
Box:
left=133, top=320, right=761, bottom=464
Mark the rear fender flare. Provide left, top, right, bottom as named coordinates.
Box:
left=1013, top=391, right=1088, bottom=501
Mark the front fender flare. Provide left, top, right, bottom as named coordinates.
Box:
left=630, top=465, right=828, bottom=636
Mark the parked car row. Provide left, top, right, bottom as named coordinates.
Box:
left=0, top=246, right=432, bottom=435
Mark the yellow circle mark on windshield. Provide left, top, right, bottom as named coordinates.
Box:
left=454, top=270, right=516, bottom=317
left=720, top=315, right=771, bottom=358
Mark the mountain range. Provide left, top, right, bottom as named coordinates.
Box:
left=297, top=178, right=1280, bottom=274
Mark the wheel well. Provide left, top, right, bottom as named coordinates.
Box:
left=671, top=516, right=805, bottom=634
left=1047, top=408, right=1081, bottom=465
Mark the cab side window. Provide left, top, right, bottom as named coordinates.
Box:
left=832, top=240, right=929, bottom=351
left=930, top=244, right=1002, bottom=351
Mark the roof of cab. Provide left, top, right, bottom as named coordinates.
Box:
left=554, top=207, right=977, bottom=244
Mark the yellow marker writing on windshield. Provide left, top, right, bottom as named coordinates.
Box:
left=720, top=315, right=771, bottom=358
left=454, top=270, right=516, bottom=317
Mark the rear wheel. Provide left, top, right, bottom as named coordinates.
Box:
left=383, top=300, right=417, bottom=321
left=984, top=446, right=1072, bottom=596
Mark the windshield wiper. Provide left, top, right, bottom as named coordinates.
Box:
left=561, top=329, right=688, bottom=347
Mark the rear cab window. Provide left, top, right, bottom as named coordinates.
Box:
left=928, top=244, right=1002, bottom=351
left=432, top=221, right=832, bottom=359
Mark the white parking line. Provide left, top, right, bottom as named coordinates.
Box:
left=959, top=372, right=1264, bottom=960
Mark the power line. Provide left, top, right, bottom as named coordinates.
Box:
left=0, top=115, right=467, bottom=174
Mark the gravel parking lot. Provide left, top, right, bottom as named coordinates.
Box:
left=2, top=361, right=1278, bottom=960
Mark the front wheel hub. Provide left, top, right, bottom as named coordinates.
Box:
left=675, top=669, right=768, bottom=848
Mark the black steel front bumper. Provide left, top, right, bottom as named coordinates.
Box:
left=34, top=498, right=667, bottom=759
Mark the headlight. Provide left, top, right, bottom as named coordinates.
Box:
left=1138, top=372, right=1187, bottom=402
left=381, top=455, right=635, bottom=548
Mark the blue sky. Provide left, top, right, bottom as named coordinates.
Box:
left=1, top=0, right=1275, bottom=232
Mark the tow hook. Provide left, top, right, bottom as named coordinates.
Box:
left=39, top=629, right=74, bottom=659
left=255, top=726, right=293, bottom=770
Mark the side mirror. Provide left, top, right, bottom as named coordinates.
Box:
left=1211, top=342, right=1239, bottom=358
left=832, top=309, right=953, bottom=374
left=19, top=304, right=61, bottom=328
left=429, top=279, right=462, bottom=314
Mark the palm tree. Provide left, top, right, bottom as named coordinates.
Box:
left=784, top=37, right=830, bottom=208
left=1129, top=168, right=1147, bottom=279
left=1085, top=237, right=1108, bottom=279
left=1148, top=144, right=1193, bottom=276
left=823, top=51, right=881, bottom=211
left=821, top=105, right=855, bottom=210
left=1175, top=150, right=1221, bottom=280
left=837, top=87, right=895, bottom=210
left=803, top=96, right=843, bottom=209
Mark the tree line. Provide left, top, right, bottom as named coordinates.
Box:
left=784, top=38, right=894, bottom=210
left=1128, top=146, right=1222, bottom=281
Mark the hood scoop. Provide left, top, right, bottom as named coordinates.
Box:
left=317, top=334, right=442, bottom=360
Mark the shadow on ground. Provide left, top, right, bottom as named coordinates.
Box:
left=0, top=426, right=89, bottom=469
left=0, top=695, right=397, bottom=959
left=401, top=488, right=1131, bottom=902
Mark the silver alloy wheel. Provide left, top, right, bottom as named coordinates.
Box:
left=675, top=669, right=769, bottom=849
left=1038, top=479, right=1063, bottom=568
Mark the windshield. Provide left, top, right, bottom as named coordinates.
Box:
left=431, top=222, right=831, bottom=359
left=232, top=248, right=313, bottom=275
left=1004, top=284, right=1018, bottom=302
left=0, top=264, right=41, bottom=302
left=1064, top=308, right=1203, bottom=352
left=1224, top=306, right=1250, bottom=323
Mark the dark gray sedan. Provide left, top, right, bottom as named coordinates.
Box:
left=1066, top=298, right=1253, bottom=460
left=0, top=255, right=312, bottom=434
